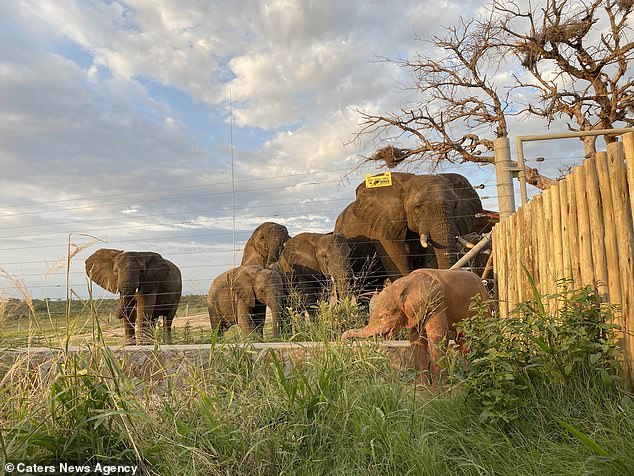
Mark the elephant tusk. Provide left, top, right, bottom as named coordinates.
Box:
left=420, top=234, right=429, bottom=248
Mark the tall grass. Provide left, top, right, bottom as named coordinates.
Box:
left=1, top=276, right=633, bottom=475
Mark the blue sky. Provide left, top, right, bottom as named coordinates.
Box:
left=0, top=0, right=596, bottom=299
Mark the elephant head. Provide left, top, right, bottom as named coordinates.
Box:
left=208, top=265, right=286, bottom=338
left=241, top=222, right=291, bottom=267
left=313, top=233, right=353, bottom=299
left=278, top=232, right=353, bottom=304
left=335, top=172, right=483, bottom=277
left=85, top=248, right=175, bottom=343
left=401, top=174, right=480, bottom=269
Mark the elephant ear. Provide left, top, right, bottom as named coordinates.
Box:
left=85, top=248, right=123, bottom=294
left=400, top=274, right=445, bottom=329
left=439, top=173, right=484, bottom=230
left=140, top=253, right=171, bottom=293
left=229, top=266, right=257, bottom=308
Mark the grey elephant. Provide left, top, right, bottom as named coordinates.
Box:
left=334, top=173, right=484, bottom=282
left=207, top=265, right=285, bottom=338
left=85, top=248, right=182, bottom=344
left=277, top=232, right=353, bottom=308
left=241, top=222, right=291, bottom=267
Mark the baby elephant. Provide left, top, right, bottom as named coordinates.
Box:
left=342, top=269, right=489, bottom=383
left=207, top=265, right=285, bottom=338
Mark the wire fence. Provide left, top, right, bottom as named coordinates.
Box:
left=0, top=163, right=500, bottom=302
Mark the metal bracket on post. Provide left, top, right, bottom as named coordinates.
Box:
left=494, top=136, right=517, bottom=219
left=515, top=127, right=634, bottom=206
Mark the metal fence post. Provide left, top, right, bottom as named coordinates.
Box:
left=494, top=136, right=516, bottom=219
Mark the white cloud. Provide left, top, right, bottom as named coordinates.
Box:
left=0, top=0, right=580, bottom=299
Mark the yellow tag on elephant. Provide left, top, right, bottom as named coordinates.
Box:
left=365, top=172, right=392, bottom=188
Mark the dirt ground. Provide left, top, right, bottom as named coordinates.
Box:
left=101, top=313, right=210, bottom=340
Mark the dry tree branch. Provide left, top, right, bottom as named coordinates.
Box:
left=352, top=0, right=632, bottom=188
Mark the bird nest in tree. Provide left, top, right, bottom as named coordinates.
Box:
left=368, top=146, right=410, bottom=168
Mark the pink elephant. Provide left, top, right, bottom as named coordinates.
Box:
left=342, top=268, right=489, bottom=383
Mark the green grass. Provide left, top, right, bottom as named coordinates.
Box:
left=0, top=295, right=210, bottom=347
left=1, top=334, right=632, bottom=475
left=1, top=290, right=633, bottom=475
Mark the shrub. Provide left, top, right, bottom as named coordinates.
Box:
left=458, top=279, right=621, bottom=425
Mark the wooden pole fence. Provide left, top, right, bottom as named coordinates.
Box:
left=491, top=132, right=634, bottom=387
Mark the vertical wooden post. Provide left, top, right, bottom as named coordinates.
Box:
left=495, top=221, right=507, bottom=317
left=621, top=132, right=634, bottom=388
left=551, top=181, right=564, bottom=282
left=533, top=195, right=546, bottom=294
left=574, top=165, right=595, bottom=286
left=524, top=201, right=536, bottom=299
left=508, top=212, right=518, bottom=310
left=623, top=132, right=634, bottom=224
left=494, top=137, right=517, bottom=218
left=542, top=188, right=555, bottom=294
left=606, top=142, right=634, bottom=388
left=583, top=158, right=609, bottom=300
left=492, top=223, right=499, bottom=302
left=566, top=174, right=581, bottom=285
left=595, top=151, right=622, bottom=306
left=559, top=178, right=572, bottom=280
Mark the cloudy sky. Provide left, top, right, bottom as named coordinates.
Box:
left=0, top=0, right=596, bottom=299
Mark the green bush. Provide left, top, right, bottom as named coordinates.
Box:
left=458, top=278, right=621, bottom=425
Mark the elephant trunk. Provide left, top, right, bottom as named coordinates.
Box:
left=421, top=213, right=459, bottom=269
left=267, top=237, right=287, bottom=267
left=119, top=292, right=136, bottom=320
left=324, top=236, right=353, bottom=301
left=208, top=308, right=224, bottom=334
left=331, top=264, right=353, bottom=300
left=256, top=270, right=285, bottom=338
left=119, top=292, right=137, bottom=344
left=268, top=298, right=282, bottom=338
left=342, top=323, right=382, bottom=339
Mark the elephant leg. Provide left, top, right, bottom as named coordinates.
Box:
left=425, top=312, right=450, bottom=384
left=377, top=240, right=412, bottom=280
left=135, top=292, right=158, bottom=344
left=251, top=303, right=267, bottom=338
left=236, top=302, right=256, bottom=337
left=164, top=315, right=175, bottom=344
left=210, top=319, right=229, bottom=338
left=409, top=328, right=431, bottom=384
left=119, top=295, right=137, bottom=345
left=123, top=319, right=136, bottom=345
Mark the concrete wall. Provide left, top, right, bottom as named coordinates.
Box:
left=1, top=341, right=417, bottom=393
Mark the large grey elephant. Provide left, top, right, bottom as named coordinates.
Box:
left=85, top=249, right=182, bottom=344
left=277, top=232, right=353, bottom=308
left=207, top=265, right=285, bottom=338
left=334, top=172, right=484, bottom=282
left=241, top=222, right=291, bottom=267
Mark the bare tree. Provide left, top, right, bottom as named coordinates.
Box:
left=501, top=0, right=634, bottom=158
left=356, top=0, right=633, bottom=189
